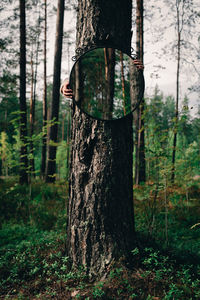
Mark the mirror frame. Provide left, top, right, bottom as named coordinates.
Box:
left=69, top=46, right=145, bottom=121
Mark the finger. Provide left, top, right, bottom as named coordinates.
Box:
left=133, top=61, right=144, bottom=69
left=63, top=92, right=73, bottom=96
left=63, top=91, right=73, bottom=98
left=63, top=88, right=73, bottom=93
left=64, top=94, right=73, bottom=99
left=134, top=62, right=143, bottom=67
left=63, top=91, right=73, bottom=96
left=133, top=59, right=141, bottom=64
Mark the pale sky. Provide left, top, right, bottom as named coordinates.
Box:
left=1, top=0, right=199, bottom=116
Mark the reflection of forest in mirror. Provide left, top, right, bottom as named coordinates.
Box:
left=70, top=48, right=136, bottom=120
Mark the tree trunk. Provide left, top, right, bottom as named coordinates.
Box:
left=171, top=2, right=181, bottom=183
left=134, top=0, right=146, bottom=184
left=19, top=0, right=28, bottom=185
left=29, top=54, right=35, bottom=177
left=45, top=0, right=65, bottom=183
left=67, top=0, right=135, bottom=278
left=41, top=0, right=47, bottom=179
left=30, top=11, right=41, bottom=178
left=103, top=48, right=115, bottom=119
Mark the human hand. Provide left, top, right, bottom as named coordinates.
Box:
left=133, top=59, right=144, bottom=70
left=60, top=80, right=73, bottom=99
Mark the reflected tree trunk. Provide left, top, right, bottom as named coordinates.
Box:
left=74, top=61, right=83, bottom=103
left=104, top=47, right=115, bottom=119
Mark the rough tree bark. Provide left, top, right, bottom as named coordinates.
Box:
left=19, top=0, right=28, bottom=185
left=45, top=0, right=65, bottom=182
left=66, top=0, right=135, bottom=278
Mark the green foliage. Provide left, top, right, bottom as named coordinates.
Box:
left=0, top=131, right=13, bottom=176
left=0, top=225, right=67, bottom=295
left=144, top=87, right=200, bottom=186
left=0, top=107, right=71, bottom=179
left=0, top=179, right=200, bottom=299
left=92, top=282, right=105, bottom=298
left=134, top=181, right=200, bottom=257
left=56, top=140, right=70, bottom=179
left=0, top=179, right=67, bottom=229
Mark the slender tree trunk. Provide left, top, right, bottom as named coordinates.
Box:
left=45, top=0, right=65, bottom=183
left=19, top=0, right=28, bottom=185
left=4, top=99, right=7, bottom=131
left=29, top=54, right=35, bottom=177
left=67, top=0, right=134, bottom=278
left=30, top=12, right=41, bottom=178
left=103, top=47, right=115, bottom=119
left=29, top=10, right=41, bottom=179
left=164, top=176, right=168, bottom=244
left=41, top=0, right=47, bottom=178
left=135, top=0, right=146, bottom=185
left=171, top=2, right=181, bottom=183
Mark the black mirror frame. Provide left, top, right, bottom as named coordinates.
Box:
left=69, top=46, right=145, bottom=121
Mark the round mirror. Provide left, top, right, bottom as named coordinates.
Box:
left=69, top=47, right=144, bottom=120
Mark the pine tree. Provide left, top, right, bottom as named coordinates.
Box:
left=41, top=0, right=47, bottom=178
left=19, top=0, right=28, bottom=184
left=66, top=0, right=135, bottom=278
left=134, top=0, right=146, bottom=184
left=45, top=0, right=65, bottom=182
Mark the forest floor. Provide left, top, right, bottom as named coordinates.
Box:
left=0, top=177, right=200, bottom=299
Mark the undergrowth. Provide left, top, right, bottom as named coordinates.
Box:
left=0, top=178, right=199, bottom=299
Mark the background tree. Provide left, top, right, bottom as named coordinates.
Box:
left=159, top=0, right=200, bottom=182
left=28, top=5, right=42, bottom=178
left=171, top=0, right=182, bottom=183
left=134, top=0, right=146, bottom=184
left=19, top=0, right=28, bottom=184
left=45, top=0, right=65, bottom=183
left=41, top=0, right=47, bottom=178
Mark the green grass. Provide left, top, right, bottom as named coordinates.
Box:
left=134, top=182, right=200, bottom=258
left=0, top=178, right=199, bottom=299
